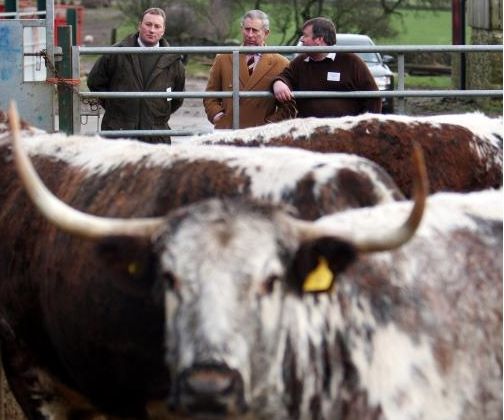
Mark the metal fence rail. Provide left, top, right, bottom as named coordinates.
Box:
left=74, top=44, right=503, bottom=137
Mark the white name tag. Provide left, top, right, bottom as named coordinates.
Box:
left=327, top=72, right=340, bottom=81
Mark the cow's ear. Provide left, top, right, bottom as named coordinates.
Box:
left=287, top=237, right=357, bottom=294
left=94, top=236, right=158, bottom=281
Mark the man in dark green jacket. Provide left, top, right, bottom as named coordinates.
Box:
left=87, top=7, right=185, bottom=144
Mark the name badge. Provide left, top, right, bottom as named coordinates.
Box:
left=327, top=72, right=340, bottom=81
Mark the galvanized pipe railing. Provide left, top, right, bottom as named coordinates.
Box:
left=0, top=10, right=47, bottom=17
left=78, top=45, right=503, bottom=54
left=77, top=44, right=503, bottom=136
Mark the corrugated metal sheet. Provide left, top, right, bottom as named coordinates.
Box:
left=468, top=0, right=502, bottom=30
left=0, top=20, right=55, bottom=132
left=468, top=0, right=490, bottom=29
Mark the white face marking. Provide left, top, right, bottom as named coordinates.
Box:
left=157, top=201, right=292, bottom=401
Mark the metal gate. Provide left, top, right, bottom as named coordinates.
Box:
left=0, top=2, right=55, bottom=132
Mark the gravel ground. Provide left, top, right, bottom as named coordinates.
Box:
left=1, top=367, right=24, bottom=420
left=82, top=7, right=124, bottom=46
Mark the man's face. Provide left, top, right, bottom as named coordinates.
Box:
left=138, top=13, right=165, bottom=47
left=301, top=25, right=325, bottom=47
left=241, top=18, right=269, bottom=46
left=301, top=24, right=327, bottom=59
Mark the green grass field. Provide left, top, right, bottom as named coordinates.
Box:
left=376, top=9, right=470, bottom=45
left=374, top=9, right=471, bottom=90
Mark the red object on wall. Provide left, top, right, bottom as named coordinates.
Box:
left=0, top=2, right=83, bottom=46
left=54, top=4, right=84, bottom=45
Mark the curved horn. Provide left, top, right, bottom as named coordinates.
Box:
left=8, top=101, right=165, bottom=239
left=284, top=142, right=428, bottom=253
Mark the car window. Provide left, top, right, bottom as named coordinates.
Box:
left=357, top=52, right=381, bottom=64
left=337, top=36, right=382, bottom=64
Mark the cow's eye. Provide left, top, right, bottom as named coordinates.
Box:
left=261, top=274, right=280, bottom=295
left=163, top=271, right=179, bottom=290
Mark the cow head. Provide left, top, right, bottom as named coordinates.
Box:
left=7, top=101, right=427, bottom=417
left=152, top=198, right=363, bottom=416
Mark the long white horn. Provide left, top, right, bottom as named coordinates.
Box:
left=8, top=101, right=165, bottom=239
left=284, top=142, right=428, bottom=253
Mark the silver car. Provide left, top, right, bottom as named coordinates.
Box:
left=336, top=33, right=395, bottom=113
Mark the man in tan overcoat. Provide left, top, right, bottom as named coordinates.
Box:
left=204, top=10, right=295, bottom=129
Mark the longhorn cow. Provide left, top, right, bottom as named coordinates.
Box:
left=187, top=113, right=503, bottom=197
left=5, top=104, right=502, bottom=420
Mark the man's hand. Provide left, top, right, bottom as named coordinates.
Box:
left=273, top=80, right=293, bottom=102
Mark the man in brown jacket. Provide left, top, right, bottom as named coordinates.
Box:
left=204, top=10, right=295, bottom=129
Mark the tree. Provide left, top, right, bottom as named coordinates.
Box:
left=271, top=0, right=451, bottom=44
left=116, top=0, right=234, bottom=44
left=116, top=0, right=164, bottom=25
left=116, top=0, right=451, bottom=45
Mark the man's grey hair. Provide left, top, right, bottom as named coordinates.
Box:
left=240, top=9, right=270, bottom=31
left=141, top=7, right=166, bottom=25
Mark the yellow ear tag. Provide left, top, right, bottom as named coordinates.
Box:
left=303, top=257, right=334, bottom=292
left=127, top=262, right=139, bottom=275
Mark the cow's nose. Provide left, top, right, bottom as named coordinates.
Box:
left=175, top=364, right=247, bottom=415
left=184, top=366, right=234, bottom=395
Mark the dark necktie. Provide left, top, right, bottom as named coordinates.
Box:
left=247, top=55, right=255, bottom=75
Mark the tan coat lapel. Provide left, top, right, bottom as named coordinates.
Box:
left=238, top=54, right=250, bottom=88
left=245, top=54, right=274, bottom=90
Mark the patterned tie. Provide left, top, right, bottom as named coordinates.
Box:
left=247, top=55, right=256, bottom=75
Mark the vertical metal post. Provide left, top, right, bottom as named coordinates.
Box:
left=460, top=0, right=466, bottom=90
left=397, top=53, right=406, bottom=114
left=232, top=50, right=240, bottom=129
left=66, top=8, right=77, bottom=46
left=111, top=27, right=117, bottom=44
left=37, top=0, right=46, bottom=12
left=5, top=0, right=17, bottom=17
left=452, top=0, right=466, bottom=89
left=57, top=26, right=74, bottom=134
left=45, top=0, right=54, bottom=67
left=72, top=46, right=81, bottom=134
left=46, top=0, right=57, bottom=132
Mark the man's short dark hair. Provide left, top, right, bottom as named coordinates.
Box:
left=303, top=17, right=336, bottom=46
left=141, top=7, right=166, bottom=25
